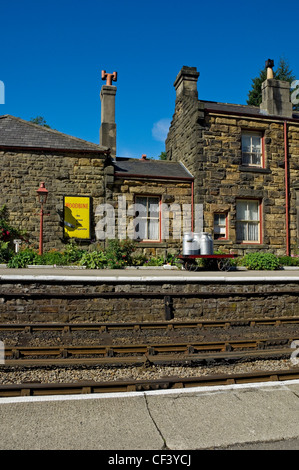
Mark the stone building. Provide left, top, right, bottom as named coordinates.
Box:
left=166, top=64, right=299, bottom=256
left=0, top=72, right=194, bottom=255
left=1, top=63, right=299, bottom=257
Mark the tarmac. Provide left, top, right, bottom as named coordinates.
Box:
left=0, top=266, right=299, bottom=452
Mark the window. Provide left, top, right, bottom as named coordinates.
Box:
left=242, top=132, right=263, bottom=167
left=236, top=199, right=261, bottom=243
left=214, top=213, right=228, bottom=240
left=135, top=196, right=160, bottom=241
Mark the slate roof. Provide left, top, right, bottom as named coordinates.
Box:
left=114, top=157, right=193, bottom=179
left=201, top=100, right=299, bottom=120
left=0, top=115, right=108, bottom=153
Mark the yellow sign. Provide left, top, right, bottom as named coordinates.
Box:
left=64, top=196, right=91, bottom=239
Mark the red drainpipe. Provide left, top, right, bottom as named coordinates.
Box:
left=284, top=120, right=290, bottom=256
left=191, top=181, right=194, bottom=232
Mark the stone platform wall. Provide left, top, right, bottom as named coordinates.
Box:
left=0, top=278, right=298, bottom=323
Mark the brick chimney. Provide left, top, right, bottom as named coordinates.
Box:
left=100, top=70, right=117, bottom=157
left=260, top=59, right=293, bottom=117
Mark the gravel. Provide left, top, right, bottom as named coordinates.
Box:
left=0, top=358, right=294, bottom=385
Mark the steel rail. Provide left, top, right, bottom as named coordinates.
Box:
left=0, top=317, right=299, bottom=333
left=1, top=336, right=297, bottom=367
left=1, top=368, right=299, bottom=397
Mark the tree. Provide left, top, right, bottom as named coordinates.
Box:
left=29, top=116, right=51, bottom=128
left=247, top=58, right=299, bottom=111
left=158, top=151, right=167, bottom=160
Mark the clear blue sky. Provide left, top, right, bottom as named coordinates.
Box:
left=1, top=0, right=298, bottom=159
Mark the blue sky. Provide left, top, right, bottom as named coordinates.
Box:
left=1, top=0, right=298, bottom=159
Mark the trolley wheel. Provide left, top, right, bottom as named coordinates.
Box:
left=184, top=260, right=200, bottom=271
left=217, top=259, right=231, bottom=271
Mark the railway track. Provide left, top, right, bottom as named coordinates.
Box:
left=0, top=368, right=299, bottom=397
left=1, top=335, right=298, bottom=366
left=0, top=316, right=299, bottom=333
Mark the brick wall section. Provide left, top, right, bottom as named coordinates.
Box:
left=0, top=279, right=298, bottom=322
left=0, top=149, right=109, bottom=251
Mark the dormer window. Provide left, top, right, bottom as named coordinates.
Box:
left=241, top=131, right=263, bottom=167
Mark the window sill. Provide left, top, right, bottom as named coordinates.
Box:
left=239, top=166, right=271, bottom=174
left=135, top=241, right=167, bottom=247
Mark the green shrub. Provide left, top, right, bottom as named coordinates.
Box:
left=278, top=256, right=299, bottom=266
left=0, top=241, right=14, bottom=263
left=0, top=205, right=28, bottom=244
left=131, top=253, right=148, bottom=266
left=62, top=241, right=85, bottom=264
left=79, top=250, right=108, bottom=269
left=145, top=256, right=165, bottom=266
left=7, top=248, right=40, bottom=268
left=105, top=239, right=136, bottom=267
left=242, top=252, right=280, bottom=270
left=39, top=250, right=66, bottom=266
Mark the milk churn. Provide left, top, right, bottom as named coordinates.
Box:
left=182, top=232, right=200, bottom=255
left=200, top=232, right=213, bottom=255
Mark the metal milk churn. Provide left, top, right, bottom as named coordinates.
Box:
left=200, top=232, right=213, bottom=255
left=182, top=232, right=200, bottom=255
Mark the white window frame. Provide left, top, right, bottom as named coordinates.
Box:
left=214, top=213, right=228, bottom=240
left=236, top=199, right=261, bottom=243
left=135, top=196, right=160, bottom=241
left=241, top=131, right=263, bottom=167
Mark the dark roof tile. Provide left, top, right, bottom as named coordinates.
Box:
left=0, top=115, right=108, bottom=153
left=114, top=157, right=193, bottom=179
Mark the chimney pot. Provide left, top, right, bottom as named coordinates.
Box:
left=141, top=154, right=147, bottom=160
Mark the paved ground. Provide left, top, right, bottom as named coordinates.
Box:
left=1, top=266, right=299, bottom=281
left=0, top=380, right=299, bottom=450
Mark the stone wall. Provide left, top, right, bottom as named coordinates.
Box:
left=0, top=278, right=298, bottom=322
left=0, top=149, right=109, bottom=251
left=166, top=101, right=299, bottom=256
left=108, top=176, right=193, bottom=256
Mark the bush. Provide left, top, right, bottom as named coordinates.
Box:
left=278, top=256, right=299, bottom=266
left=105, top=239, right=136, bottom=267
left=62, top=241, right=85, bottom=264
left=145, top=256, right=165, bottom=266
left=7, top=248, right=40, bottom=268
left=0, top=241, right=13, bottom=263
left=0, top=205, right=28, bottom=245
left=39, top=250, right=66, bottom=266
left=242, top=252, right=280, bottom=270
left=79, top=250, right=108, bottom=269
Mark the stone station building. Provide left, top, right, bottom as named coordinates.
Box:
left=166, top=64, right=299, bottom=256
left=0, top=63, right=299, bottom=256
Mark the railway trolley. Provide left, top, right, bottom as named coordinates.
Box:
left=178, top=253, right=238, bottom=271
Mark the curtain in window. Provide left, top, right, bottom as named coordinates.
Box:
left=236, top=200, right=259, bottom=242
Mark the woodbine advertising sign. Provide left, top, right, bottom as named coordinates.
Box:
left=63, top=196, right=91, bottom=239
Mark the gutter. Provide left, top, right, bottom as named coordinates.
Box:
left=0, top=145, right=110, bottom=156
left=115, top=172, right=194, bottom=181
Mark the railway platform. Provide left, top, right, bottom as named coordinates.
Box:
left=0, top=266, right=299, bottom=451
left=0, top=379, right=299, bottom=450
left=1, top=265, right=299, bottom=283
